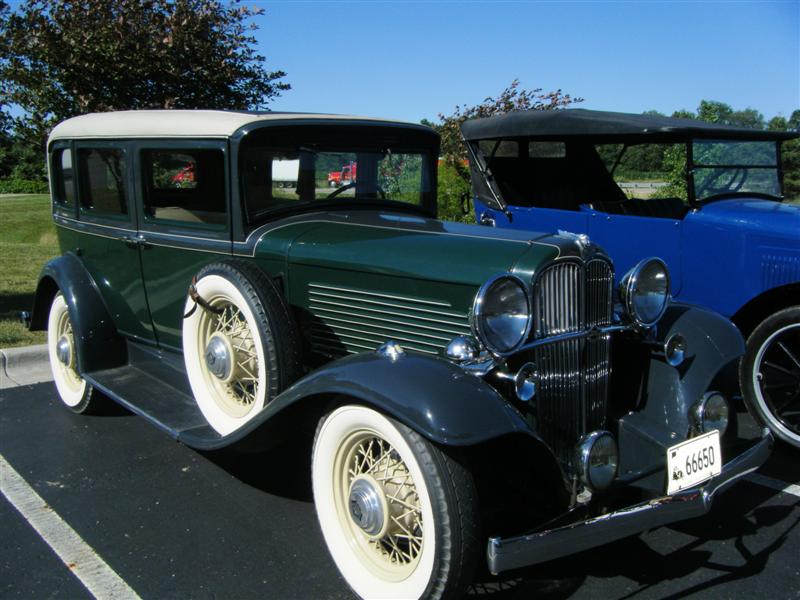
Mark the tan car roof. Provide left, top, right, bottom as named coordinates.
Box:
left=48, top=110, right=416, bottom=143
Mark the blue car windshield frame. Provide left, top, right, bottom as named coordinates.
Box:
left=688, top=139, right=783, bottom=204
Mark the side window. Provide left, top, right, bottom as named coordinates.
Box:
left=52, top=148, right=76, bottom=208
left=478, top=140, right=518, bottom=157
left=142, top=149, right=226, bottom=225
left=77, top=148, right=128, bottom=217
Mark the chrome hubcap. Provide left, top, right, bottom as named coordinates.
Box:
left=348, top=476, right=385, bottom=537
left=56, top=335, right=72, bottom=367
left=204, top=333, right=232, bottom=381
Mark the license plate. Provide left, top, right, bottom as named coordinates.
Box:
left=666, top=430, right=721, bottom=495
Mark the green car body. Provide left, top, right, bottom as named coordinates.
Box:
left=30, top=110, right=772, bottom=596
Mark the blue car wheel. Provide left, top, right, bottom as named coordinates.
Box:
left=741, top=306, right=800, bottom=448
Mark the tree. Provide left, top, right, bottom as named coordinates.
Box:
left=0, top=0, right=289, bottom=180
left=696, top=100, right=765, bottom=129
left=770, top=110, right=800, bottom=200
left=431, top=80, right=582, bottom=222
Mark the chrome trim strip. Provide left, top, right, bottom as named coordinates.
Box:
left=493, top=325, right=628, bottom=358
left=313, top=319, right=446, bottom=349
left=309, top=283, right=453, bottom=308
left=311, top=328, right=439, bottom=355
left=309, top=290, right=467, bottom=320
left=310, top=305, right=466, bottom=338
left=236, top=216, right=564, bottom=258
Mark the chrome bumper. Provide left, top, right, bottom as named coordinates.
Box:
left=487, top=429, right=774, bottom=574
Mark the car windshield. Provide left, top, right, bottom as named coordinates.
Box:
left=692, top=140, right=781, bottom=202
left=241, top=127, right=436, bottom=224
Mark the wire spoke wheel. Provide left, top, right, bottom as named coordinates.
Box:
left=183, top=263, right=300, bottom=437
left=335, top=430, right=425, bottom=580
left=197, top=297, right=261, bottom=418
left=313, top=405, right=479, bottom=600
left=754, top=322, right=800, bottom=438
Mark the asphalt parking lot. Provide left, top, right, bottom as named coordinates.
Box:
left=1, top=381, right=798, bottom=600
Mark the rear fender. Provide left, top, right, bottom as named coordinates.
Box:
left=30, top=253, right=126, bottom=373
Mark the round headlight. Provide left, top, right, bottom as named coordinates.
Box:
left=691, top=392, right=729, bottom=436
left=472, top=275, right=532, bottom=355
left=620, top=258, right=670, bottom=328
left=575, top=431, right=619, bottom=491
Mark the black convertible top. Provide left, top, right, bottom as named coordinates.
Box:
left=460, top=108, right=799, bottom=142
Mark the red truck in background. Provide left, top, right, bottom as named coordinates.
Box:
left=327, top=161, right=357, bottom=187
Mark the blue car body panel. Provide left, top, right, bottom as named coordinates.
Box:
left=476, top=196, right=800, bottom=320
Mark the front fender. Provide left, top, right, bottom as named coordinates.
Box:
left=647, top=301, right=745, bottom=428
left=181, top=351, right=540, bottom=450
left=617, top=302, right=745, bottom=490
left=30, top=253, right=126, bottom=373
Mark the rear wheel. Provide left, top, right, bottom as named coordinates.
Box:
left=312, top=405, right=479, bottom=600
left=740, top=306, right=800, bottom=447
left=47, top=293, right=97, bottom=413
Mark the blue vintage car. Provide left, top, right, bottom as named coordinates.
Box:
left=462, top=109, right=800, bottom=447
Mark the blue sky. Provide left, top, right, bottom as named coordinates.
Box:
left=257, top=0, right=799, bottom=123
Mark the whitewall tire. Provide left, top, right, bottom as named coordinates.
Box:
left=47, top=293, right=96, bottom=413
left=183, top=273, right=268, bottom=435
left=182, top=262, right=301, bottom=437
left=312, top=405, right=479, bottom=600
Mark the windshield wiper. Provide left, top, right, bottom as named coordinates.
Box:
left=465, top=140, right=512, bottom=221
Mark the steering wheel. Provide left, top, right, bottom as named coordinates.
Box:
left=325, top=182, right=355, bottom=200
left=324, top=183, right=387, bottom=200
left=696, top=168, right=747, bottom=198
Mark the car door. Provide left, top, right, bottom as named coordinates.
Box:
left=61, top=140, right=156, bottom=343
left=585, top=208, right=683, bottom=294
left=134, top=141, right=233, bottom=351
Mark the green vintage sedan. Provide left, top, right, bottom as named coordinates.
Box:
left=30, top=110, right=771, bottom=599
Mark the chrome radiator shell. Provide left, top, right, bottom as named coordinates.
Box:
left=531, top=258, right=614, bottom=465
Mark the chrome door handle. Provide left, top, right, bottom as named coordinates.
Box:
left=121, top=234, right=151, bottom=249
left=479, top=212, right=496, bottom=227
left=121, top=235, right=138, bottom=249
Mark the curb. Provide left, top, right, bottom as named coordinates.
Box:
left=0, top=344, right=52, bottom=389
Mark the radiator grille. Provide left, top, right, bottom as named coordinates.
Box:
left=532, top=259, right=613, bottom=466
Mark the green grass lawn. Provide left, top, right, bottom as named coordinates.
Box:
left=0, top=194, right=58, bottom=347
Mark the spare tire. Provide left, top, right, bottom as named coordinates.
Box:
left=182, top=261, right=301, bottom=435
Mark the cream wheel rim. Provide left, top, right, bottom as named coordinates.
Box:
left=333, top=429, right=425, bottom=581
left=196, top=298, right=261, bottom=418
left=52, top=301, right=83, bottom=393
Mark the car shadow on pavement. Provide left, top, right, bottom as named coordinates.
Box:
left=202, top=433, right=316, bottom=503
left=467, top=483, right=798, bottom=598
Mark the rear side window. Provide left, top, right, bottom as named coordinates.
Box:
left=52, top=148, right=76, bottom=207
left=142, top=149, right=226, bottom=225
left=77, top=148, right=128, bottom=216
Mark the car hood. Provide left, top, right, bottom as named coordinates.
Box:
left=260, top=210, right=583, bottom=287
left=697, top=198, right=800, bottom=238
left=252, top=210, right=606, bottom=357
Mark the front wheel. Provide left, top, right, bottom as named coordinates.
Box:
left=182, top=262, right=300, bottom=436
left=740, top=306, right=800, bottom=448
left=312, top=405, right=479, bottom=600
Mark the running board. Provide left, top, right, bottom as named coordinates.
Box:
left=82, top=341, right=226, bottom=448
left=85, top=365, right=211, bottom=439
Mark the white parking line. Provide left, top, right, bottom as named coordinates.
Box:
left=0, top=454, right=142, bottom=600
left=747, top=472, right=800, bottom=498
